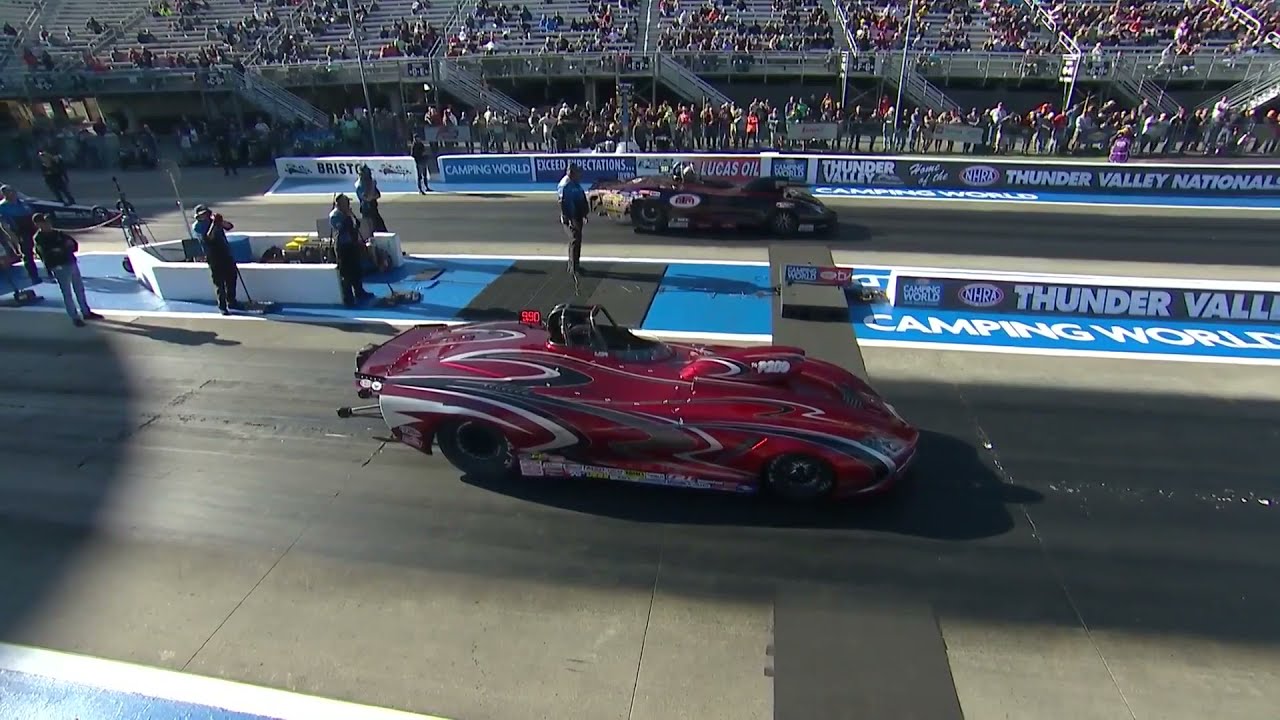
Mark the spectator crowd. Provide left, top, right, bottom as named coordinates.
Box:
left=6, top=0, right=1278, bottom=73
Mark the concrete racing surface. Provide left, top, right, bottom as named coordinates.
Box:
left=1, top=313, right=1278, bottom=720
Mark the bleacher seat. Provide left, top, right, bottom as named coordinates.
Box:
left=653, top=0, right=834, bottom=53
left=445, top=0, right=641, bottom=55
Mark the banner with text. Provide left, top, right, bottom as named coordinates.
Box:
left=893, top=275, right=1280, bottom=324
left=812, top=157, right=1280, bottom=197
left=275, top=156, right=420, bottom=184
left=421, top=153, right=1280, bottom=197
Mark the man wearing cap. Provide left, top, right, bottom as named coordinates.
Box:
left=0, top=184, right=42, bottom=285
left=205, top=212, right=243, bottom=314
left=32, top=212, right=100, bottom=327
left=329, top=194, right=374, bottom=307
left=557, top=163, right=588, bottom=278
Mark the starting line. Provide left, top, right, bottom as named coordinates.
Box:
left=0, top=642, right=450, bottom=720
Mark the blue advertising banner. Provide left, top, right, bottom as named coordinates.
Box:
left=438, top=156, right=534, bottom=183
left=531, top=155, right=637, bottom=183
left=769, top=157, right=810, bottom=181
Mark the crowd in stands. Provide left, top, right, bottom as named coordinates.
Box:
left=5, top=0, right=1280, bottom=74
left=655, top=0, right=835, bottom=54
left=4, top=90, right=1277, bottom=175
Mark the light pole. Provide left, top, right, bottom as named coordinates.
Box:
left=347, top=0, right=380, bottom=154
left=892, top=0, right=915, bottom=150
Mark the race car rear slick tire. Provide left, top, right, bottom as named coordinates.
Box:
left=437, top=419, right=518, bottom=481
left=763, top=453, right=835, bottom=503
left=632, top=202, right=668, bottom=233
left=767, top=210, right=800, bottom=237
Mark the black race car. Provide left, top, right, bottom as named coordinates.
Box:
left=2, top=185, right=121, bottom=230
left=587, top=165, right=837, bottom=235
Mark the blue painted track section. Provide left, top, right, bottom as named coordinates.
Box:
left=4, top=253, right=1278, bottom=364
left=1, top=669, right=280, bottom=720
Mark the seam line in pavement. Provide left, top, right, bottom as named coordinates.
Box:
left=953, top=383, right=1139, bottom=720
left=627, top=539, right=665, bottom=720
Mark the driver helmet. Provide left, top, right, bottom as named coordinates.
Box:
left=679, top=162, right=699, bottom=183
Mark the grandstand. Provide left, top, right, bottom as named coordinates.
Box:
left=4, top=0, right=1277, bottom=72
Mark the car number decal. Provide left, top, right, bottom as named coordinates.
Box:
left=751, top=360, right=792, bottom=374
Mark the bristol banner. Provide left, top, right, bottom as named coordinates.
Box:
left=813, top=157, right=1280, bottom=197
left=893, top=275, right=1280, bottom=324
left=274, top=156, right=420, bottom=183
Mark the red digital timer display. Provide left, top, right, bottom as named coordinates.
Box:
left=520, top=310, right=542, bottom=325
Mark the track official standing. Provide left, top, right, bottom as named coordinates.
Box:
left=0, top=185, right=42, bottom=285
left=32, top=213, right=100, bottom=327
left=410, top=137, right=431, bottom=194
left=330, top=194, right=374, bottom=307
left=201, top=212, right=241, bottom=314
left=557, top=163, right=588, bottom=276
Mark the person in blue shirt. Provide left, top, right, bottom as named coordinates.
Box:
left=0, top=184, right=42, bottom=284
left=557, top=163, right=588, bottom=277
left=328, top=194, right=373, bottom=307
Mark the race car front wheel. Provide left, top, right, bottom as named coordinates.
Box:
left=767, top=210, right=799, bottom=236
left=632, top=202, right=668, bottom=233
left=763, top=453, right=835, bottom=503
left=437, top=419, right=518, bottom=481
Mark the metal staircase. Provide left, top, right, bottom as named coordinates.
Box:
left=882, top=54, right=961, bottom=113
left=438, top=60, right=529, bottom=116
left=1202, top=0, right=1280, bottom=110
left=228, top=67, right=329, bottom=128
left=1114, top=64, right=1182, bottom=115
left=1021, top=0, right=1181, bottom=112
left=655, top=53, right=732, bottom=107
left=1196, top=60, right=1280, bottom=111
left=52, top=5, right=147, bottom=71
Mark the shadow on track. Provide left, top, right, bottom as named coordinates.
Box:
left=461, top=429, right=1040, bottom=541
left=0, top=316, right=134, bottom=645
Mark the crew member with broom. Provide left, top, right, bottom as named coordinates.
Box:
left=330, top=194, right=374, bottom=308
left=200, top=210, right=241, bottom=315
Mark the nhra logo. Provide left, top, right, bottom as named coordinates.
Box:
left=900, top=279, right=942, bottom=306
left=669, top=193, right=701, bottom=208
left=961, top=165, right=1000, bottom=187
left=785, top=265, right=818, bottom=283
left=959, top=282, right=1005, bottom=307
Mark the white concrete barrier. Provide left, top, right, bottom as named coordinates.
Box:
left=126, top=232, right=404, bottom=306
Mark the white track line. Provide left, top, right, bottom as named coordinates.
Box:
left=0, top=642, right=450, bottom=720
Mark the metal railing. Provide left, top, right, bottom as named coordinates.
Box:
left=438, top=59, right=528, bottom=116
left=657, top=53, right=733, bottom=106
left=232, top=67, right=329, bottom=127
left=7, top=48, right=1280, bottom=103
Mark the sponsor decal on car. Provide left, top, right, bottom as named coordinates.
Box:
left=958, top=282, right=1005, bottom=307
left=669, top=193, right=702, bottom=208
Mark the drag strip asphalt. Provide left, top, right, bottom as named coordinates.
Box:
left=2, top=313, right=1277, bottom=720
left=79, top=195, right=1280, bottom=277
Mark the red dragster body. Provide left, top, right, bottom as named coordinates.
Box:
left=346, top=304, right=917, bottom=502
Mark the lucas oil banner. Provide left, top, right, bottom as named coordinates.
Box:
left=894, top=275, right=1280, bottom=324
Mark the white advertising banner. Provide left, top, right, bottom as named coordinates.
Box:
left=274, top=156, right=420, bottom=184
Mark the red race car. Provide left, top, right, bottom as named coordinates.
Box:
left=338, top=304, right=917, bottom=502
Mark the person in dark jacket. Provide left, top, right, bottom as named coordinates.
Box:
left=410, top=137, right=431, bottom=194
left=557, top=163, right=588, bottom=277
left=32, top=213, right=100, bottom=326
left=329, top=194, right=374, bottom=307
left=202, top=212, right=240, bottom=314
left=38, top=150, right=75, bottom=205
